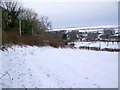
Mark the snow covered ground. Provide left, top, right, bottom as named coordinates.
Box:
left=0, top=45, right=118, bottom=88
left=74, top=41, right=120, bottom=49
left=50, top=25, right=118, bottom=32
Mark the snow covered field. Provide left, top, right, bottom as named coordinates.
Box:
left=74, top=41, right=120, bottom=49
left=0, top=45, right=118, bottom=88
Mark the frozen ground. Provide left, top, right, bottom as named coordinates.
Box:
left=74, top=41, right=120, bottom=49
left=0, top=45, right=118, bottom=88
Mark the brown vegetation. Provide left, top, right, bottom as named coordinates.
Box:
left=2, top=30, right=66, bottom=48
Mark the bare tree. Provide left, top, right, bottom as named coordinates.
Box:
left=39, top=16, right=52, bottom=30
left=20, top=8, right=39, bottom=35
left=1, top=0, right=52, bottom=37
left=1, top=0, right=22, bottom=30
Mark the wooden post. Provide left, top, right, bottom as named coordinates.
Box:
left=32, top=27, right=34, bottom=36
left=19, top=19, right=21, bottom=37
left=0, top=7, right=2, bottom=46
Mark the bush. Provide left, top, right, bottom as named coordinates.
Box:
left=2, top=30, right=66, bottom=48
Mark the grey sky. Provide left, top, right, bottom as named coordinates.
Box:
left=21, top=1, right=118, bottom=29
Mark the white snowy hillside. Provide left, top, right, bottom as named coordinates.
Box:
left=49, top=25, right=118, bottom=32
left=0, top=45, right=118, bottom=88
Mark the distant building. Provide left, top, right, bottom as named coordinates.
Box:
left=103, top=28, right=115, bottom=35
left=47, top=26, right=118, bottom=42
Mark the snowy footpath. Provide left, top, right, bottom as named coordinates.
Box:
left=0, top=45, right=118, bottom=88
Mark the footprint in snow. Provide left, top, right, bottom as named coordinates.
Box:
left=85, top=77, right=88, bottom=79
left=30, top=52, right=34, bottom=55
left=30, top=74, right=32, bottom=76
left=46, top=74, right=50, bottom=77
left=93, top=83, right=100, bottom=88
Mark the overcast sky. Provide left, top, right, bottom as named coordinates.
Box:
left=20, top=0, right=118, bottom=29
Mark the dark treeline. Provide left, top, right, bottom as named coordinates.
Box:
left=1, top=0, right=66, bottom=47
left=1, top=0, right=52, bottom=34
